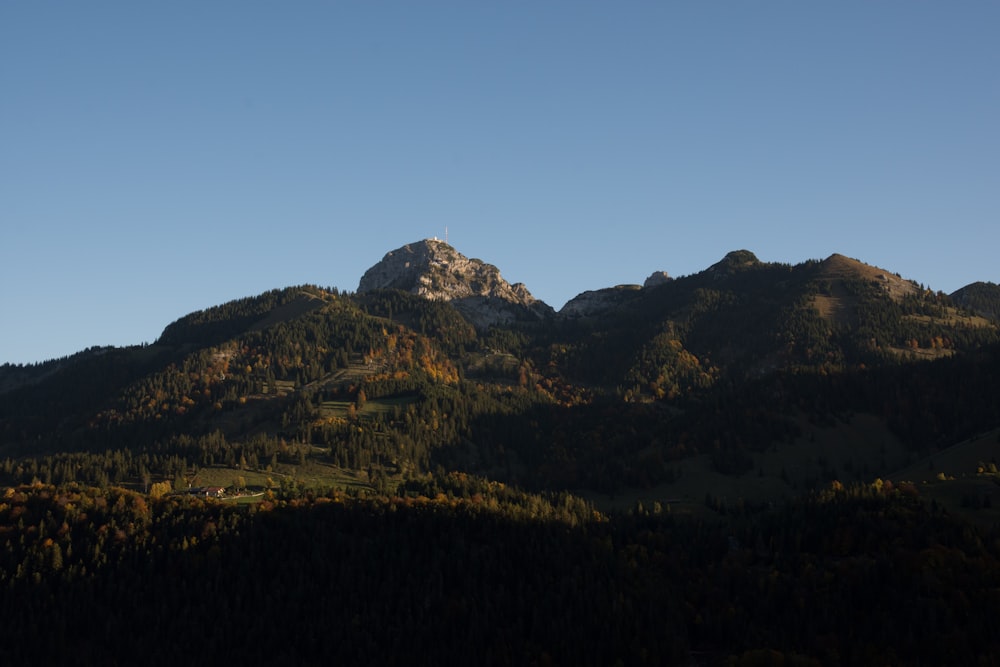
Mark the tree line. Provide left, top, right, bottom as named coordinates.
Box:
left=1, top=479, right=999, bottom=665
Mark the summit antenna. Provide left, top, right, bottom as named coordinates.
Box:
left=445, top=226, right=449, bottom=244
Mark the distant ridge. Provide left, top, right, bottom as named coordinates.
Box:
left=951, top=281, right=1000, bottom=322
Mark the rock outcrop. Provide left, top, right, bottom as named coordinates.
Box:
left=559, top=285, right=642, bottom=319
left=357, top=239, right=553, bottom=328
left=560, top=271, right=671, bottom=319
left=643, top=271, right=672, bottom=288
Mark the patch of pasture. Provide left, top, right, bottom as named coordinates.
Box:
left=319, top=394, right=418, bottom=420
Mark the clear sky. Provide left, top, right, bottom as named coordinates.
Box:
left=3, top=2, right=998, bottom=365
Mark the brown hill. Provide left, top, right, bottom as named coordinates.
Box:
left=811, top=253, right=919, bottom=326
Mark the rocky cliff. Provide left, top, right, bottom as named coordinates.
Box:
left=559, top=285, right=642, bottom=319
left=559, top=272, right=671, bottom=319
left=357, top=239, right=554, bottom=328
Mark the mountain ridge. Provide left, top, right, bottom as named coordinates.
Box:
left=3, top=240, right=1000, bottom=667
left=2, top=242, right=993, bottom=368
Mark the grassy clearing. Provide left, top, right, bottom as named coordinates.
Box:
left=905, top=311, right=994, bottom=328
left=891, top=430, right=1000, bottom=528
left=282, top=459, right=373, bottom=491
left=889, top=428, right=1000, bottom=483
left=587, top=412, right=915, bottom=515
left=179, top=459, right=373, bottom=496
left=464, top=351, right=521, bottom=378
left=778, top=413, right=913, bottom=484
left=319, top=394, right=418, bottom=420
left=886, top=346, right=954, bottom=360
left=811, top=293, right=855, bottom=328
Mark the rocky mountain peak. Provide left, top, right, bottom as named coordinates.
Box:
left=357, top=239, right=553, bottom=328
left=643, top=271, right=672, bottom=288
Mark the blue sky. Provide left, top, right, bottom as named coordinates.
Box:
left=3, top=2, right=998, bottom=365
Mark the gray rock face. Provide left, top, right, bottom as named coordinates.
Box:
left=559, top=285, right=642, bottom=319
left=357, top=239, right=553, bottom=328
left=643, top=271, right=672, bottom=288
left=560, top=270, right=671, bottom=319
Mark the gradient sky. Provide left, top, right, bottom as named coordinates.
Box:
left=3, top=2, right=998, bottom=365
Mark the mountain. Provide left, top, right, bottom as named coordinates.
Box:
left=952, top=281, right=1000, bottom=322
left=559, top=284, right=643, bottom=318
left=1, top=242, right=999, bottom=488
left=4, top=242, right=1000, bottom=665
left=559, top=272, right=671, bottom=319
left=2, top=242, right=997, bottom=484
left=357, top=238, right=554, bottom=328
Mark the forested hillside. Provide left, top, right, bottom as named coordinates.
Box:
left=2, top=250, right=999, bottom=491
left=952, top=281, right=1000, bottom=323
left=2, top=247, right=1000, bottom=664
left=2, top=480, right=999, bottom=666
